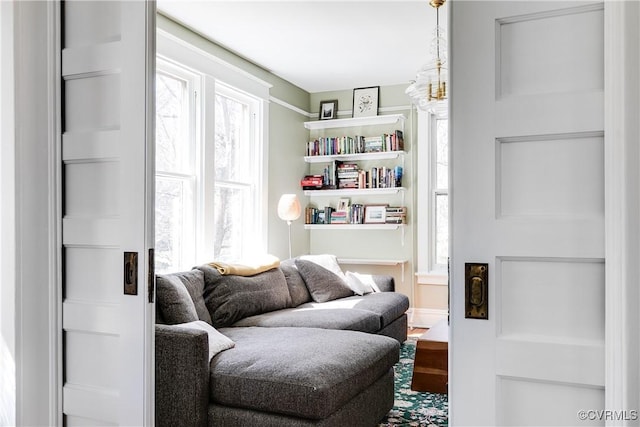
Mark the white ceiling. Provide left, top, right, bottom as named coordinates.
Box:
left=157, top=1, right=446, bottom=94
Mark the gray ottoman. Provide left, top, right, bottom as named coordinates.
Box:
left=210, top=327, right=400, bottom=426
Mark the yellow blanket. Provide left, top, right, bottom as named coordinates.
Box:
left=208, top=254, right=280, bottom=276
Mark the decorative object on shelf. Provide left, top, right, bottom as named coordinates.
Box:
left=277, top=194, right=302, bottom=259
left=352, top=86, right=379, bottom=118
left=337, top=198, right=350, bottom=212
left=405, top=0, right=448, bottom=112
left=318, top=99, right=338, bottom=120
left=364, top=204, right=388, bottom=224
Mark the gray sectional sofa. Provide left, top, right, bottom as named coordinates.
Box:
left=155, top=257, right=410, bottom=427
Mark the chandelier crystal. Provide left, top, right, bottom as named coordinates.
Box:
left=406, top=0, right=448, bottom=112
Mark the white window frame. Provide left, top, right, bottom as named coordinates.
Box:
left=156, top=27, right=270, bottom=268
left=155, top=59, right=201, bottom=273
left=429, top=113, right=449, bottom=273
left=205, top=82, right=263, bottom=261
left=416, top=109, right=449, bottom=278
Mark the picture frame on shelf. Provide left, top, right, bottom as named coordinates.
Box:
left=319, top=99, right=338, bottom=120
left=352, top=86, right=379, bottom=118
left=337, top=198, right=350, bottom=212
left=364, top=204, right=387, bottom=224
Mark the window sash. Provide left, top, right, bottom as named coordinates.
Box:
left=430, top=115, right=449, bottom=272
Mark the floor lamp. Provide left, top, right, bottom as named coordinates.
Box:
left=277, top=194, right=301, bottom=259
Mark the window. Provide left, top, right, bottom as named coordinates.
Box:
left=155, top=58, right=264, bottom=273
left=155, top=64, right=198, bottom=273
left=417, top=111, right=449, bottom=274
left=432, top=117, right=449, bottom=269
left=212, top=86, right=260, bottom=262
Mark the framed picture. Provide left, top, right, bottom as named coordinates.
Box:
left=364, top=204, right=387, bottom=224
left=319, top=99, right=338, bottom=120
left=352, top=86, right=379, bottom=118
left=337, top=198, right=350, bottom=212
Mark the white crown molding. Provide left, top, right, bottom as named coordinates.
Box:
left=268, top=96, right=310, bottom=118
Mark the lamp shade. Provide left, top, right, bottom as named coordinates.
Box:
left=277, top=194, right=301, bottom=222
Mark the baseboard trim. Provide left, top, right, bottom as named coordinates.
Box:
left=408, top=308, right=448, bottom=329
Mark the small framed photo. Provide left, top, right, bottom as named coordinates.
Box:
left=352, top=86, right=379, bottom=118
left=337, top=198, right=350, bottom=212
left=364, top=204, right=387, bottom=224
left=319, top=99, right=338, bottom=120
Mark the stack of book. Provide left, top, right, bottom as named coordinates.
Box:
left=330, top=210, right=349, bottom=224
left=300, top=175, right=323, bottom=190
left=337, top=163, right=359, bottom=189
left=364, top=136, right=384, bottom=152
left=385, top=206, right=407, bottom=224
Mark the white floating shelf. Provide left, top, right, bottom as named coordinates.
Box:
left=304, top=187, right=405, bottom=197
left=304, top=151, right=405, bottom=163
left=304, top=224, right=403, bottom=230
left=304, top=114, right=406, bottom=130
left=337, top=258, right=407, bottom=266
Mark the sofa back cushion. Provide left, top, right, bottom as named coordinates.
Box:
left=279, top=259, right=312, bottom=307
left=156, top=269, right=212, bottom=325
left=197, top=265, right=292, bottom=328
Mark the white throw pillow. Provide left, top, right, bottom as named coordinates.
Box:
left=174, top=320, right=235, bottom=361
left=345, top=271, right=371, bottom=295
left=345, top=271, right=381, bottom=294
left=298, top=254, right=347, bottom=281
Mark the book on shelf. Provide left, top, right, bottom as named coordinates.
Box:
left=305, top=203, right=368, bottom=225
left=385, top=206, right=407, bottom=224
left=306, top=130, right=404, bottom=157
left=324, top=206, right=334, bottom=224
left=301, top=174, right=323, bottom=190
left=330, top=210, right=349, bottom=224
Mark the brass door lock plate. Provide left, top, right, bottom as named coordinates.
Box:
left=124, top=251, right=138, bottom=296
left=465, top=263, right=488, bottom=319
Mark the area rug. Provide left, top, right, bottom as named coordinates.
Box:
left=378, top=340, right=449, bottom=427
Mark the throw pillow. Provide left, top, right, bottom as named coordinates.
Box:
left=180, top=269, right=213, bottom=324
left=298, top=254, right=347, bottom=281
left=345, top=271, right=374, bottom=295
left=198, top=265, right=292, bottom=328
left=294, top=259, right=354, bottom=303
left=156, top=273, right=199, bottom=324
left=280, top=259, right=312, bottom=307
left=173, top=320, right=235, bottom=361
left=350, top=271, right=382, bottom=293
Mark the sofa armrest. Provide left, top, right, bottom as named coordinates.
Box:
left=373, top=275, right=395, bottom=292
left=156, top=324, right=209, bottom=427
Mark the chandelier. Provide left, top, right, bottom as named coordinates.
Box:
left=406, top=0, right=447, bottom=112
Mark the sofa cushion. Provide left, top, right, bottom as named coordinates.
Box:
left=198, top=265, right=292, bottom=328
left=211, top=327, right=399, bottom=420
left=295, top=259, right=353, bottom=303
left=156, top=271, right=203, bottom=324
left=231, top=307, right=380, bottom=333
left=280, top=259, right=311, bottom=307
left=298, top=293, right=410, bottom=329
